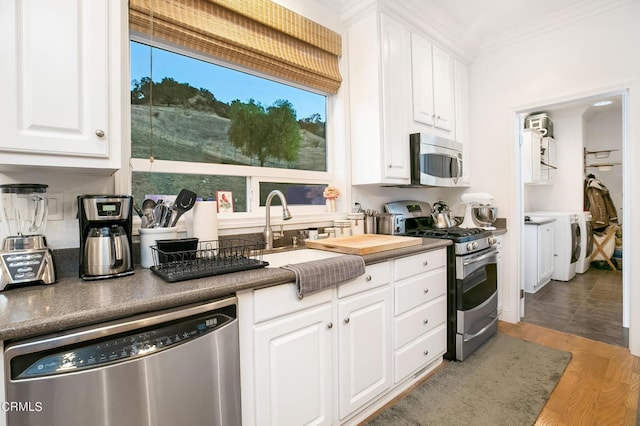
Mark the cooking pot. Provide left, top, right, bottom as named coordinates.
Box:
left=431, top=201, right=453, bottom=228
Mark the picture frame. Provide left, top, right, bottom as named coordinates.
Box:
left=217, top=191, right=234, bottom=213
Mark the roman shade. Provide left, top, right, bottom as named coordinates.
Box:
left=129, top=0, right=342, bottom=94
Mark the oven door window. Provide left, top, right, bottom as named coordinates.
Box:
left=457, top=262, right=497, bottom=311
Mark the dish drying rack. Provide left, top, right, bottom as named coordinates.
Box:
left=150, top=239, right=268, bottom=282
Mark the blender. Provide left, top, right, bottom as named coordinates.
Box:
left=0, top=184, right=56, bottom=290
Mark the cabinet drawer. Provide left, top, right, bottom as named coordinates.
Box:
left=253, top=283, right=333, bottom=323
left=394, top=296, right=446, bottom=349
left=337, top=261, right=391, bottom=299
left=394, top=249, right=446, bottom=281
left=394, top=268, right=446, bottom=315
left=394, top=325, right=446, bottom=383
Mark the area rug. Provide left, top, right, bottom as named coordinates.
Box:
left=367, top=333, right=572, bottom=426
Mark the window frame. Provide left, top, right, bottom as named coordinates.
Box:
left=127, top=33, right=340, bottom=233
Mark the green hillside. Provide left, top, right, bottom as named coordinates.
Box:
left=131, top=105, right=326, bottom=171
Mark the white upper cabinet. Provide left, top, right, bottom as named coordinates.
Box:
left=0, top=0, right=124, bottom=170
left=348, top=9, right=411, bottom=185
left=410, top=33, right=455, bottom=136
left=347, top=5, right=470, bottom=186
left=523, top=129, right=557, bottom=184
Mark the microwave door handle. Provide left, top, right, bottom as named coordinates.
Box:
left=451, top=155, right=460, bottom=184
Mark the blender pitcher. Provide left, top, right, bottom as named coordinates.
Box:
left=0, top=184, right=49, bottom=238
left=0, top=184, right=56, bottom=289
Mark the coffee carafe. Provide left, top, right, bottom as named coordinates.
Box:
left=79, top=195, right=134, bottom=280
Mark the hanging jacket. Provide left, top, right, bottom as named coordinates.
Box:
left=585, top=176, right=618, bottom=229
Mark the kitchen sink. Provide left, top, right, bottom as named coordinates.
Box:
left=262, top=248, right=342, bottom=268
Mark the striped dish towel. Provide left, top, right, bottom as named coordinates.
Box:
left=281, top=255, right=366, bottom=299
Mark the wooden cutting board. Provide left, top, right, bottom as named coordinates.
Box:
left=305, top=234, right=421, bottom=255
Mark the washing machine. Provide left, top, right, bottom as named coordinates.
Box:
left=525, top=211, right=580, bottom=282
left=575, top=211, right=593, bottom=274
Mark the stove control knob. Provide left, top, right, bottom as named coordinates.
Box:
left=466, top=242, right=477, bottom=251
left=488, top=236, right=497, bottom=245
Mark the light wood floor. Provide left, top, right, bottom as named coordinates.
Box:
left=500, top=321, right=640, bottom=425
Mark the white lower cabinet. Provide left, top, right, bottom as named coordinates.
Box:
left=393, top=251, right=447, bottom=383
left=238, top=249, right=447, bottom=425
left=338, top=286, right=392, bottom=419
left=524, top=222, right=554, bottom=293
left=254, top=303, right=333, bottom=426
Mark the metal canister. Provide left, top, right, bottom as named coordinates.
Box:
left=333, top=219, right=352, bottom=237
left=365, top=215, right=377, bottom=234
left=347, top=213, right=365, bottom=235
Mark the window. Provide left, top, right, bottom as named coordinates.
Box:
left=130, top=41, right=331, bottom=216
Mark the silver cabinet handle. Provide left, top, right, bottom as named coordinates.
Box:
left=344, top=318, right=350, bottom=324
left=365, top=275, right=372, bottom=282
left=423, top=319, right=429, bottom=324
left=424, top=288, right=429, bottom=294
left=423, top=260, right=428, bottom=266
left=95, top=129, right=105, bottom=138
left=423, top=350, right=429, bottom=356
left=327, top=322, right=333, bottom=329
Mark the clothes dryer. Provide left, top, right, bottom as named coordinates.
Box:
left=575, top=211, right=593, bottom=274
left=525, top=211, right=580, bottom=282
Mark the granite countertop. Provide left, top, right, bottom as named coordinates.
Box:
left=0, top=238, right=450, bottom=342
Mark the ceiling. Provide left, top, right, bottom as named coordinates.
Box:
left=428, top=0, right=588, bottom=47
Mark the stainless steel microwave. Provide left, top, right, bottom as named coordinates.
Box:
left=410, top=133, right=464, bottom=187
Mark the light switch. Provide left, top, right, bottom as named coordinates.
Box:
left=48, top=192, right=63, bottom=221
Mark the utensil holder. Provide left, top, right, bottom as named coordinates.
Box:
left=139, top=227, right=178, bottom=268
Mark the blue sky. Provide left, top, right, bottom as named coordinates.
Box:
left=130, top=42, right=326, bottom=121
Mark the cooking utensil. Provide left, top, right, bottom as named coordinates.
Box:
left=170, top=189, right=197, bottom=227
left=133, top=203, right=144, bottom=218
left=141, top=199, right=156, bottom=228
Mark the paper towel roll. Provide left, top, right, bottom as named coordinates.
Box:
left=189, top=201, right=218, bottom=242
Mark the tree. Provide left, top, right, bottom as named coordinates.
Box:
left=228, top=99, right=301, bottom=167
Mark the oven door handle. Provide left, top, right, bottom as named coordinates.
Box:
left=463, top=249, right=497, bottom=267
left=464, top=315, right=498, bottom=342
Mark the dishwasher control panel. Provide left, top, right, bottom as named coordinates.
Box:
left=9, top=312, right=233, bottom=380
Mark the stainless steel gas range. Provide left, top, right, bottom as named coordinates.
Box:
left=385, top=201, right=498, bottom=361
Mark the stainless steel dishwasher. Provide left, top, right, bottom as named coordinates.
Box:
left=4, top=297, right=241, bottom=426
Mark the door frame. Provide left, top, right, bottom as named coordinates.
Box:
left=514, top=87, right=630, bottom=340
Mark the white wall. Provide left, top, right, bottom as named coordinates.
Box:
left=468, top=1, right=640, bottom=354
left=584, top=108, right=623, bottom=217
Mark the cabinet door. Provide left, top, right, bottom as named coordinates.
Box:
left=254, top=303, right=333, bottom=426
left=338, top=286, right=392, bottom=420
left=0, top=0, right=112, bottom=162
left=431, top=45, right=455, bottom=132
left=539, top=223, right=555, bottom=282
left=522, top=129, right=543, bottom=184
left=380, top=13, right=411, bottom=181
left=410, top=33, right=435, bottom=127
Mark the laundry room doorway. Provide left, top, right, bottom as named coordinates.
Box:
left=517, top=90, right=628, bottom=348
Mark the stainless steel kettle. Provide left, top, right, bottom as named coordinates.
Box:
left=431, top=201, right=453, bottom=228
left=83, top=225, right=132, bottom=277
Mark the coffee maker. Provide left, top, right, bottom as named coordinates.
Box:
left=78, top=195, right=134, bottom=280
left=0, top=184, right=56, bottom=290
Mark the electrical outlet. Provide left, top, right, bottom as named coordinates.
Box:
left=48, top=192, right=64, bottom=221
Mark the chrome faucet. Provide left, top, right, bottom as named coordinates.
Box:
left=264, top=190, right=292, bottom=250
